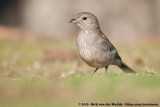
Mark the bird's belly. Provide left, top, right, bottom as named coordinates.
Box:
left=78, top=47, right=110, bottom=68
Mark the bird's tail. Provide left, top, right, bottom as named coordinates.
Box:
left=119, top=61, right=136, bottom=73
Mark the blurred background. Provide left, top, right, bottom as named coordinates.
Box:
left=0, top=0, right=160, bottom=38
left=0, top=0, right=160, bottom=107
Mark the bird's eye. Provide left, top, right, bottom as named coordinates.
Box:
left=83, top=17, right=87, bottom=20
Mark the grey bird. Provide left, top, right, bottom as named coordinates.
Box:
left=69, top=12, right=136, bottom=74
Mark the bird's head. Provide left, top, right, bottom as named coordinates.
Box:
left=69, top=12, right=100, bottom=30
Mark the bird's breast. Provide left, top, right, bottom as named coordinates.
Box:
left=77, top=34, right=94, bottom=62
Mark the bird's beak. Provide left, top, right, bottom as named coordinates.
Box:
left=69, top=18, right=77, bottom=23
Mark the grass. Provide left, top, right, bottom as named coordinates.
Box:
left=0, top=37, right=160, bottom=107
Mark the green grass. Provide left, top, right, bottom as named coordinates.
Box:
left=0, top=38, right=160, bottom=107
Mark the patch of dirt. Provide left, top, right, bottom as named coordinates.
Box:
left=134, top=58, right=143, bottom=65
left=0, top=25, right=42, bottom=41
left=44, top=48, right=78, bottom=62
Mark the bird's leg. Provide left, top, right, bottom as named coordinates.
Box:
left=105, top=66, right=108, bottom=75
left=93, top=68, right=99, bottom=74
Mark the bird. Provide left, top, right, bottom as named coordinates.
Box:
left=69, top=12, right=136, bottom=74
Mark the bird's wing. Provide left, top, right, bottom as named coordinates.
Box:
left=98, top=31, right=121, bottom=60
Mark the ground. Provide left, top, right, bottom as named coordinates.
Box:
left=0, top=29, right=160, bottom=107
